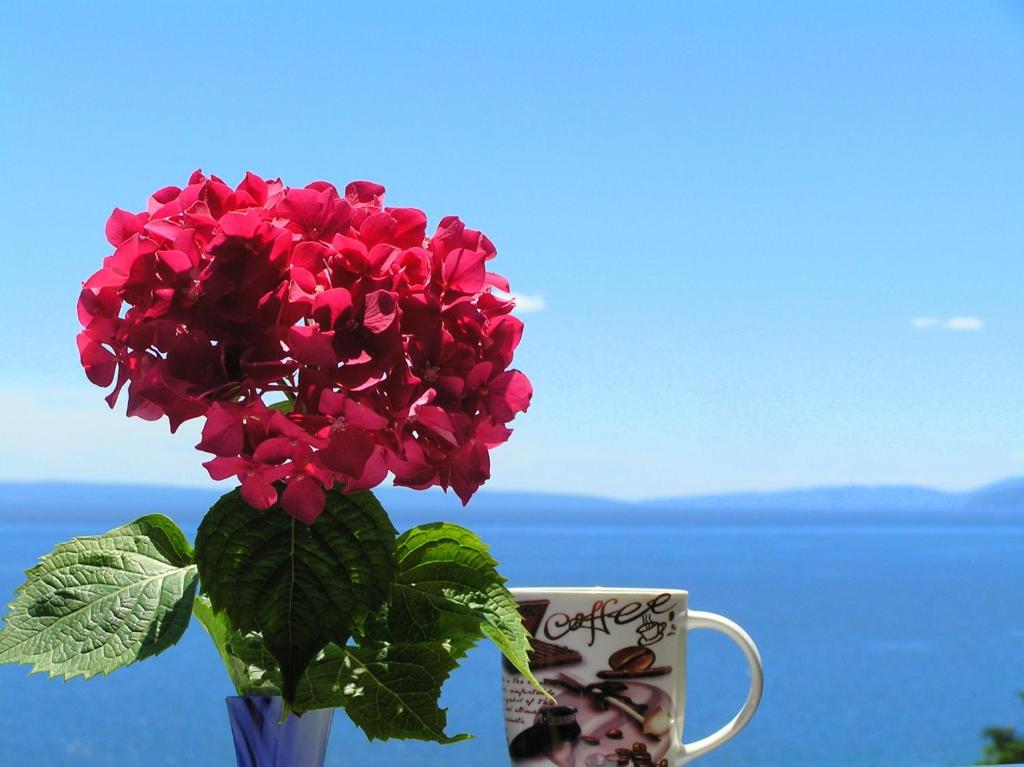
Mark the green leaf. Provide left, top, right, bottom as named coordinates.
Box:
left=294, top=642, right=469, bottom=743
left=189, top=620, right=469, bottom=741
left=194, top=597, right=283, bottom=696
left=368, top=522, right=544, bottom=693
left=0, top=514, right=198, bottom=679
left=225, top=631, right=284, bottom=695
left=194, top=488, right=396, bottom=703
left=192, top=595, right=269, bottom=695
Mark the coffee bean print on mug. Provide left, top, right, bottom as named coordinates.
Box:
left=502, top=593, right=681, bottom=766
left=503, top=588, right=763, bottom=766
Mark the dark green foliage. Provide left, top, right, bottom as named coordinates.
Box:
left=194, top=488, right=396, bottom=702
left=978, top=693, right=1024, bottom=764
left=0, top=488, right=540, bottom=743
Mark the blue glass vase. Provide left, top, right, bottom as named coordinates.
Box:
left=226, top=696, right=335, bottom=767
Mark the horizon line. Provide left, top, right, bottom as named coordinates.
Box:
left=0, top=475, right=1017, bottom=505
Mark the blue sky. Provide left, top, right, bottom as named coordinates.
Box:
left=1, top=1, right=1022, bottom=499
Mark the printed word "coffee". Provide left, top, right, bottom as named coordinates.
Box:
left=542, top=594, right=677, bottom=647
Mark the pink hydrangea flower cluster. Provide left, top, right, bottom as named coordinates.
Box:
left=77, top=171, right=532, bottom=522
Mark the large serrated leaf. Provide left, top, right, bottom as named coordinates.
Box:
left=192, top=595, right=242, bottom=688
left=0, top=514, right=198, bottom=679
left=193, top=595, right=285, bottom=696
left=369, top=522, right=543, bottom=692
left=194, top=488, right=396, bottom=703
left=225, top=630, right=285, bottom=695
left=294, top=642, right=468, bottom=743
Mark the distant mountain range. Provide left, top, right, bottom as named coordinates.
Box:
left=0, top=477, right=1022, bottom=527
left=651, top=484, right=968, bottom=512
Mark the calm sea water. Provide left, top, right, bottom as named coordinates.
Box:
left=1, top=514, right=1021, bottom=767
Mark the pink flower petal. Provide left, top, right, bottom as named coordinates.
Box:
left=156, top=249, right=193, bottom=278
left=485, top=271, right=511, bottom=292
left=450, top=441, right=490, bottom=505
left=105, top=208, right=145, bottom=247
left=281, top=475, right=326, bottom=524
left=362, top=290, right=399, bottom=334
left=343, top=448, right=389, bottom=492
left=342, top=398, right=390, bottom=430
left=196, top=403, right=246, bottom=457
left=387, top=207, right=428, bottom=248
left=318, top=428, right=375, bottom=478
left=317, top=389, right=345, bottom=417
left=76, top=333, right=117, bottom=387
left=443, top=248, right=486, bottom=293
left=253, top=436, right=294, bottom=465
left=203, top=456, right=247, bottom=481
left=312, top=287, right=353, bottom=328
left=287, top=325, right=337, bottom=369
left=240, top=476, right=279, bottom=510
left=414, top=405, right=458, bottom=445
left=344, top=181, right=385, bottom=206
left=486, top=370, right=533, bottom=422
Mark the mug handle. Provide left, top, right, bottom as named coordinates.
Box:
left=680, top=610, right=764, bottom=764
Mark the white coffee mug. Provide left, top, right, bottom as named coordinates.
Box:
left=501, top=588, right=763, bottom=766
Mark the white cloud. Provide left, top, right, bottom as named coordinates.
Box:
left=911, top=315, right=983, bottom=332
left=944, top=316, right=983, bottom=331
left=511, top=293, right=546, bottom=313
left=493, top=289, right=546, bottom=313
